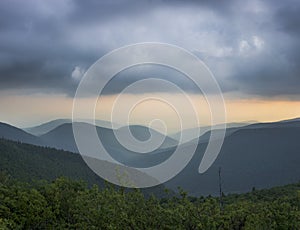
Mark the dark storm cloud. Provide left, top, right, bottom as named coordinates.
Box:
left=0, top=0, right=300, bottom=98
left=69, top=0, right=154, bottom=23
left=101, top=64, right=201, bottom=95
left=275, top=0, right=300, bottom=36
left=222, top=0, right=300, bottom=98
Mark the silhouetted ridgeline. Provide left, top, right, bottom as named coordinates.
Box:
left=1, top=118, right=300, bottom=195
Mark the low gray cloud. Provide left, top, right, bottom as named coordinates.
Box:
left=0, top=0, right=299, bottom=98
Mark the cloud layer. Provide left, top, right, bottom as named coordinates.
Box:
left=0, top=0, right=300, bottom=98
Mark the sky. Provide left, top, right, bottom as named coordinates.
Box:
left=0, top=0, right=300, bottom=131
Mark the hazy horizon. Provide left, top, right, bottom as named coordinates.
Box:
left=1, top=0, right=300, bottom=133
left=3, top=113, right=299, bottom=135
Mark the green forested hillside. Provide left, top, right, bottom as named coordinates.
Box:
left=0, top=138, right=300, bottom=229
left=0, top=174, right=299, bottom=229
left=0, top=138, right=105, bottom=186
left=0, top=138, right=166, bottom=197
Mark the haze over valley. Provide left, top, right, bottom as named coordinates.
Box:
left=1, top=0, right=300, bottom=228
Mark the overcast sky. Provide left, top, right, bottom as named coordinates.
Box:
left=1, top=0, right=300, bottom=127
left=1, top=0, right=300, bottom=98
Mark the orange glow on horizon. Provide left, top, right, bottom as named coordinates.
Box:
left=1, top=92, right=300, bottom=132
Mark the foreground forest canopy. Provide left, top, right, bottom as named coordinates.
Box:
left=0, top=174, right=299, bottom=229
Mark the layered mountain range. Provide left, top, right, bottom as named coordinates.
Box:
left=0, top=118, right=300, bottom=195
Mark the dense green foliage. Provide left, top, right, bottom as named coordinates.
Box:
left=0, top=173, right=299, bottom=229
left=0, top=138, right=300, bottom=229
